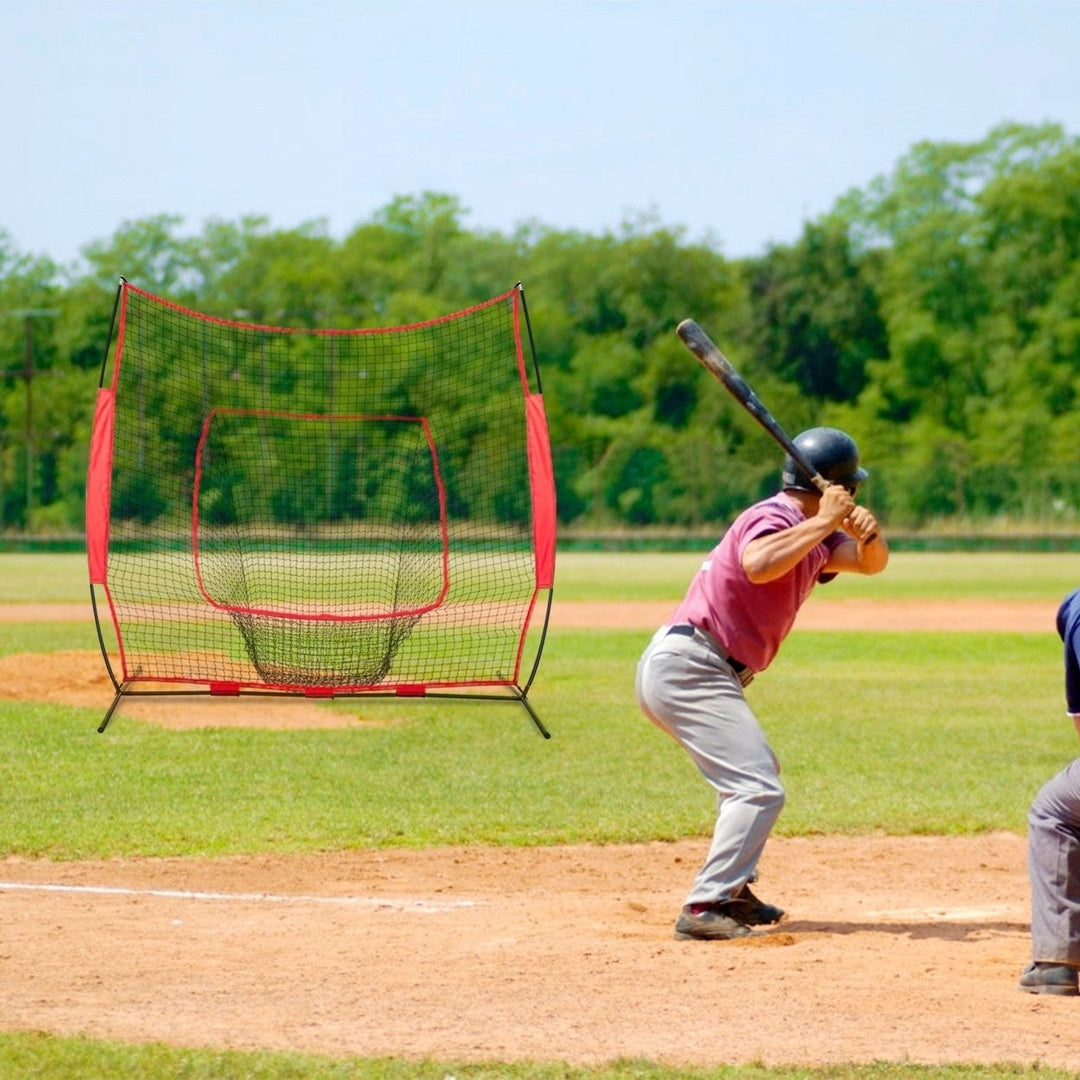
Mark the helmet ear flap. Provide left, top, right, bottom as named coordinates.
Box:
left=780, top=461, right=815, bottom=492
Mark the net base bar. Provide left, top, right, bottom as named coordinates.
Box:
left=96, top=683, right=550, bottom=739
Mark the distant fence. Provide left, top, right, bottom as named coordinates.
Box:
left=8, top=531, right=1080, bottom=555
left=554, top=532, right=1080, bottom=553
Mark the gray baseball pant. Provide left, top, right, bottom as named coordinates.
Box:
left=635, top=624, right=785, bottom=907
left=1028, top=756, right=1080, bottom=964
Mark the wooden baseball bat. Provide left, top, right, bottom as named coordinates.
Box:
left=675, top=318, right=829, bottom=493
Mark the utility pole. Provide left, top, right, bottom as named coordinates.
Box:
left=1, top=308, right=59, bottom=529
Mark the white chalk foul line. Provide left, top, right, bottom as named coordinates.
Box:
left=867, top=905, right=1012, bottom=921
left=0, top=880, right=480, bottom=913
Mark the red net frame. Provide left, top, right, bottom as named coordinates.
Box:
left=191, top=410, right=451, bottom=620
left=86, top=280, right=557, bottom=736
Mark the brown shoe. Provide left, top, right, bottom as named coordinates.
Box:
left=674, top=905, right=754, bottom=941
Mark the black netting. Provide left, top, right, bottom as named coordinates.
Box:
left=100, top=286, right=545, bottom=692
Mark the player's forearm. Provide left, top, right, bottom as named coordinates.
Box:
left=854, top=532, right=889, bottom=575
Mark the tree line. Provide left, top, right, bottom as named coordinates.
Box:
left=2, top=120, right=1079, bottom=536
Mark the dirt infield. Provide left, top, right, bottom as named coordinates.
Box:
left=0, top=594, right=1059, bottom=632
left=1, top=596, right=1076, bottom=1069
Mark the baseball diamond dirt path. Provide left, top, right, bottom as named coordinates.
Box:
left=0, top=595, right=1060, bottom=631
left=0, top=837, right=1075, bottom=1069
left=0, top=597, right=1076, bottom=1069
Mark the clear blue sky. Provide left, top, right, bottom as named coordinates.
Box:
left=4, top=0, right=1079, bottom=269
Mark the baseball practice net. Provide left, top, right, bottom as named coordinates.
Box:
left=87, top=281, right=556, bottom=735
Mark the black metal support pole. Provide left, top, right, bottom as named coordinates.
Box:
left=97, top=685, right=126, bottom=734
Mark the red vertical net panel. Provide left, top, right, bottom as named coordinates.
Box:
left=87, top=283, right=556, bottom=703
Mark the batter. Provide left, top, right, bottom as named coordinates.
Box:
left=636, top=427, right=888, bottom=940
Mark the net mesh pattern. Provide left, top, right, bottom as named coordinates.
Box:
left=101, top=286, right=543, bottom=692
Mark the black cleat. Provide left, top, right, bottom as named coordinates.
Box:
left=726, top=883, right=786, bottom=926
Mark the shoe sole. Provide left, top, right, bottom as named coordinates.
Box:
left=673, top=928, right=757, bottom=941
left=741, top=910, right=786, bottom=926
left=1019, top=982, right=1079, bottom=996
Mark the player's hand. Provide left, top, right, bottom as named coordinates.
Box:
left=843, top=505, right=880, bottom=543
left=817, top=484, right=855, bottom=527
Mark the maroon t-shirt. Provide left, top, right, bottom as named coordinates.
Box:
left=669, top=492, right=846, bottom=672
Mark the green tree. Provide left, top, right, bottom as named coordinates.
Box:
left=0, top=233, right=63, bottom=529
left=213, top=222, right=339, bottom=327
left=832, top=122, right=1080, bottom=523
left=739, top=216, right=887, bottom=403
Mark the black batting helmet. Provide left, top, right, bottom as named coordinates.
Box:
left=781, top=427, right=868, bottom=493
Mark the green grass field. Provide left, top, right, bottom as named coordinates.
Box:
left=1, top=1036, right=1070, bottom=1080
left=0, top=551, right=1077, bottom=1078
left=551, top=550, right=1080, bottom=603
left=5, top=549, right=1080, bottom=604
